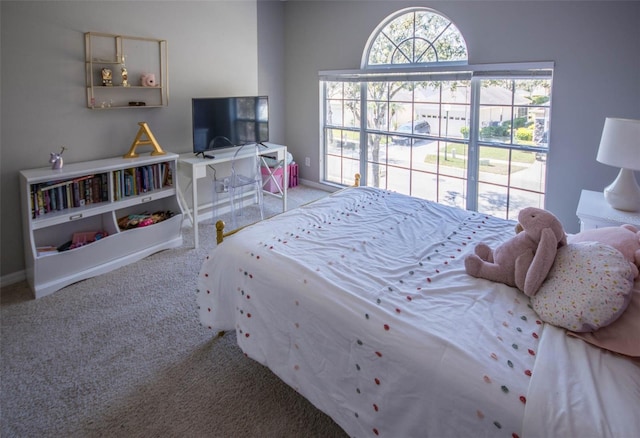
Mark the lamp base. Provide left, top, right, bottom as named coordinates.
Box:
left=603, top=168, right=640, bottom=212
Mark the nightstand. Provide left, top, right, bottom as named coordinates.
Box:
left=576, top=189, right=640, bottom=231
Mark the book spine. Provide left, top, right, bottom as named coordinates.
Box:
left=135, top=167, right=142, bottom=194
left=92, top=177, right=100, bottom=204
left=153, top=164, right=159, bottom=190
left=73, top=182, right=80, bottom=207
left=57, top=186, right=64, bottom=210
left=146, top=166, right=151, bottom=191
left=125, top=174, right=132, bottom=197
left=31, top=188, right=38, bottom=218
left=62, top=185, right=68, bottom=209
left=120, top=170, right=125, bottom=198
left=113, top=172, right=118, bottom=200
left=102, top=173, right=109, bottom=202
left=44, top=189, right=51, bottom=213
left=146, top=165, right=152, bottom=191
left=66, top=185, right=73, bottom=208
left=83, top=179, right=91, bottom=205
left=165, top=164, right=173, bottom=187
left=140, top=166, right=147, bottom=193
left=50, top=187, right=57, bottom=211
left=38, top=188, right=44, bottom=216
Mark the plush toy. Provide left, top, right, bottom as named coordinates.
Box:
left=464, top=207, right=567, bottom=297
left=141, top=73, right=156, bottom=87
left=570, top=224, right=640, bottom=279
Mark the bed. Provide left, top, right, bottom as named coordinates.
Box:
left=197, top=186, right=640, bottom=437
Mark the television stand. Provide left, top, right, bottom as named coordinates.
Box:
left=195, top=151, right=216, bottom=159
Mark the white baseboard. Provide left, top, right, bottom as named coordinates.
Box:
left=298, top=179, right=339, bottom=193
left=1, top=270, right=26, bottom=289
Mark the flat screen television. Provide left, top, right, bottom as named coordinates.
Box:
left=192, top=96, right=269, bottom=156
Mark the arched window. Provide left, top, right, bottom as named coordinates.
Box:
left=321, top=7, right=553, bottom=220
left=364, top=8, right=467, bottom=67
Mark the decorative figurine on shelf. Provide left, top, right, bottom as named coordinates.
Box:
left=120, top=55, right=128, bottom=87
left=140, top=73, right=156, bottom=87
left=121, top=66, right=129, bottom=87
left=49, top=146, right=66, bottom=170
left=101, top=68, right=113, bottom=86
left=123, top=122, right=166, bottom=158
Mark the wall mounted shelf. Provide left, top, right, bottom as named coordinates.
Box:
left=85, top=32, right=168, bottom=109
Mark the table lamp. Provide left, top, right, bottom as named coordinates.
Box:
left=596, top=117, right=640, bottom=212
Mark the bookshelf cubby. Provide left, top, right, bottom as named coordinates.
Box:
left=20, top=153, right=183, bottom=298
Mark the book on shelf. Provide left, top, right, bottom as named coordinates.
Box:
left=30, top=163, right=175, bottom=217
left=30, top=173, right=109, bottom=218
left=110, top=162, right=173, bottom=201
left=73, top=181, right=81, bottom=207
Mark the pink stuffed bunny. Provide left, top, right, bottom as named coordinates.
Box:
left=464, top=207, right=567, bottom=297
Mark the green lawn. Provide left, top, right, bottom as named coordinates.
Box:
left=424, top=144, right=534, bottom=175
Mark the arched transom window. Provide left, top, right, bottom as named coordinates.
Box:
left=364, top=8, right=467, bottom=67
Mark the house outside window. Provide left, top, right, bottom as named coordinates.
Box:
left=321, top=7, right=552, bottom=220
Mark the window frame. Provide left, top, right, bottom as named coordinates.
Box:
left=320, top=63, right=553, bottom=218
left=319, top=7, right=553, bottom=219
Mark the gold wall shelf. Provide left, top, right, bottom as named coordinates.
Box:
left=84, top=32, right=168, bottom=109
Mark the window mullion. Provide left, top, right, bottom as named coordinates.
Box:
left=466, top=78, right=482, bottom=212
left=320, top=81, right=327, bottom=182
left=359, top=82, right=368, bottom=186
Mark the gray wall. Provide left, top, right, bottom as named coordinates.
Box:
left=283, top=1, right=640, bottom=231
left=0, top=1, right=263, bottom=279
left=2, top=0, right=639, bottom=282
left=257, top=0, right=285, bottom=143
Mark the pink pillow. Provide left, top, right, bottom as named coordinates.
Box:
left=567, top=281, right=640, bottom=357
left=564, top=228, right=640, bottom=356
left=570, top=225, right=640, bottom=278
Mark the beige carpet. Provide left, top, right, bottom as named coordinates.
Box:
left=1, top=185, right=349, bottom=438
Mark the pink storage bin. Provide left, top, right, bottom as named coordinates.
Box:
left=261, top=166, right=284, bottom=193
left=288, top=163, right=299, bottom=188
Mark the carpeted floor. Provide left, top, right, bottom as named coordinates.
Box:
left=1, top=185, right=349, bottom=438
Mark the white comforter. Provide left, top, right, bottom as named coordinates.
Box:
left=197, top=187, right=640, bottom=437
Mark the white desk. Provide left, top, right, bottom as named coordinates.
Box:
left=178, top=143, right=288, bottom=248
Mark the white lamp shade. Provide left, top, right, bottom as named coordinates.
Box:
left=596, top=117, right=640, bottom=170
left=596, top=117, right=640, bottom=211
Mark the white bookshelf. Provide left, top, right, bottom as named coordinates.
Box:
left=20, top=153, right=183, bottom=298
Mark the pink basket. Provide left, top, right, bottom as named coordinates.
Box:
left=261, top=166, right=284, bottom=193
left=288, top=163, right=299, bottom=188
